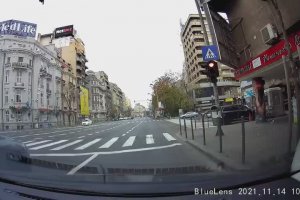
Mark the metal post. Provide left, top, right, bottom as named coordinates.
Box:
left=184, top=118, right=187, bottom=138
left=283, top=55, right=293, bottom=155
left=241, top=116, right=245, bottom=164
left=202, top=114, right=206, bottom=145
left=194, top=116, right=197, bottom=129
left=218, top=117, right=223, bottom=153
left=191, top=118, right=194, bottom=140
left=213, top=81, right=224, bottom=136
left=179, top=117, right=182, bottom=136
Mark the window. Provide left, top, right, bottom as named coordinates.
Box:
left=40, top=93, right=44, bottom=107
left=7, top=57, right=10, bottom=63
left=29, top=59, right=32, bottom=66
left=16, top=70, right=22, bottom=83
left=5, top=70, right=9, bottom=83
left=47, top=96, right=50, bottom=106
left=16, top=110, right=22, bottom=122
left=5, top=110, right=9, bottom=122
left=15, top=90, right=21, bottom=103
left=18, top=57, right=23, bottom=62
left=4, top=89, right=9, bottom=105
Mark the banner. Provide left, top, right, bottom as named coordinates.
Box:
left=80, top=86, right=90, bottom=116
left=0, top=20, right=37, bottom=38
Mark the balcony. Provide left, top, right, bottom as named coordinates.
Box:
left=11, top=62, right=32, bottom=70
left=221, top=72, right=235, bottom=78
left=13, top=82, right=25, bottom=89
left=46, top=89, right=52, bottom=95
left=39, top=68, right=52, bottom=80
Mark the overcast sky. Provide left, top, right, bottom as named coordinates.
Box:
left=1, top=0, right=198, bottom=107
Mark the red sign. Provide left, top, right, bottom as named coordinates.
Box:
left=235, top=30, right=300, bottom=79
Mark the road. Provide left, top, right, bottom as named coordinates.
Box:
left=0, top=117, right=220, bottom=176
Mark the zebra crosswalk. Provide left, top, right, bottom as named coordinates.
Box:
left=22, top=133, right=178, bottom=152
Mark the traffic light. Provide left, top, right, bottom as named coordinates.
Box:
left=207, top=60, right=219, bottom=83
left=39, top=0, right=44, bottom=4
left=200, top=63, right=210, bottom=77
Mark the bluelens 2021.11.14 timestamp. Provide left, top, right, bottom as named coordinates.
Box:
left=194, top=187, right=300, bottom=196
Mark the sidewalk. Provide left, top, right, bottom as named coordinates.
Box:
left=166, top=116, right=298, bottom=171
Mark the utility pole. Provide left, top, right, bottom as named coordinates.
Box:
left=196, top=0, right=224, bottom=136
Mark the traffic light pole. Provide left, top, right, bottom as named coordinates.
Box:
left=212, top=81, right=224, bottom=137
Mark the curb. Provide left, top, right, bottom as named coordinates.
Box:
left=176, top=133, right=252, bottom=171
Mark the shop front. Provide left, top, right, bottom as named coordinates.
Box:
left=235, top=28, right=300, bottom=122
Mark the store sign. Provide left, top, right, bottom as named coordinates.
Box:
left=235, top=29, right=300, bottom=79
left=0, top=20, right=37, bottom=38
left=54, top=25, right=74, bottom=38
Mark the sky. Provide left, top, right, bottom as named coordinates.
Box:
left=0, top=0, right=198, bottom=107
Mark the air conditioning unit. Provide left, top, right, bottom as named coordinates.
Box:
left=260, top=23, right=278, bottom=45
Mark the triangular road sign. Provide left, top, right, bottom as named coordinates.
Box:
left=205, top=48, right=216, bottom=59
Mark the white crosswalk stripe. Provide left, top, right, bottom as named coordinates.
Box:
left=30, top=140, right=68, bottom=150
left=22, top=140, right=35, bottom=144
left=99, top=137, right=119, bottom=148
left=51, top=140, right=83, bottom=151
left=163, top=133, right=176, bottom=141
left=146, top=135, right=154, bottom=144
left=75, top=139, right=101, bottom=150
left=122, top=136, right=136, bottom=147
left=25, top=140, right=52, bottom=147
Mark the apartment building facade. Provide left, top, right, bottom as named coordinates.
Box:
left=109, top=82, right=124, bottom=119
left=86, top=70, right=106, bottom=122
left=38, top=25, right=89, bottom=123
left=0, top=32, right=63, bottom=130
left=181, top=14, right=240, bottom=110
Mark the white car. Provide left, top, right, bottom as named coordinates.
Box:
left=82, top=118, right=92, bottom=126
left=180, top=112, right=199, bottom=118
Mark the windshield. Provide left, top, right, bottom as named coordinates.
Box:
left=0, top=0, right=300, bottom=198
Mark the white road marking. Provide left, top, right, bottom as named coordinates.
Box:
left=75, top=139, right=101, bottom=150
left=146, top=135, right=154, bottom=144
left=99, top=137, right=119, bottom=148
left=26, top=140, right=52, bottom=147
left=77, top=136, right=85, bottom=139
left=88, top=134, right=93, bottom=136
left=22, top=140, right=34, bottom=144
left=51, top=140, right=83, bottom=151
left=67, top=154, right=98, bottom=175
left=95, top=132, right=99, bottom=133
left=163, top=133, right=177, bottom=141
left=122, top=136, right=136, bottom=147
left=122, top=134, right=126, bottom=136
left=58, top=133, right=66, bottom=136
left=30, top=140, right=68, bottom=150
left=31, top=143, right=182, bottom=157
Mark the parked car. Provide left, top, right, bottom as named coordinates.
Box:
left=82, top=118, right=92, bottom=126
left=180, top=111, right=199, bottom=118
left=220, top=105, right=253, bottom=125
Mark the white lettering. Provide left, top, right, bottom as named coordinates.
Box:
left=194, top=188, right=199, bottom=195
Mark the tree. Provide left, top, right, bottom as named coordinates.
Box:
left=151, top=72, right=193, bottom=117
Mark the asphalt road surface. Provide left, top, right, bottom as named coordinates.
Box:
left=0, top=117, right=220, bottom=176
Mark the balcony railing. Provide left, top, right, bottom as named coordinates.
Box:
left=46, top=89, right=52, bottom=95
left=13, top=82, right=25, bottom=88
left=39, top=68, right=52, bottom=80
left=12, top=62, right=32, bottom=70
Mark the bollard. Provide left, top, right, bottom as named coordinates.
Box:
left=217, top=117, right=223, bottom=153
left=241, top=116, right=245, bottom=164
left=202, top=115, right=206, bottom=145
left=191, top=118, right=194, bottom=140
left=194, top=117, right=197, bottom=129
left=184, top=118, right=187, bottom=139
left=179, top=117, right=182, bottom=136
left=207, top=115, right=210, bottom=128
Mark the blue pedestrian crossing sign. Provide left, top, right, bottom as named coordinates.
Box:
left=202, top=45, right=219, bottom=61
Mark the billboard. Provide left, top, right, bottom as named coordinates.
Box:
left=52, top=37, right=71, bottom=48
left=0, top=20, right=37, bottom=38
left=80, top=86, right=90, bottom=116
left=54, top=25, right=74, bottom=38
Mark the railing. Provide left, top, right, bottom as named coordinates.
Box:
left=14, top=82, right=25, bottom=88
left=12, top=62, right=32, bottom=70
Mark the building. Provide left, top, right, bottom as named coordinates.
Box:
left=86, top=70, right=106, bottom=122
left=95, top=71, right=112, bottom=119
left=0, top=20, right=63, bottom=130
left=180, top=14, right=240, bottom=110
left=132, top=103, right=146, bottom=117
left=205, top=0, right=300, bottom=121
left=123, top=96, right=132, bottom=117
left=109, top=82, right=124, bottom=119
left=38, top=25, right=89, bottom=123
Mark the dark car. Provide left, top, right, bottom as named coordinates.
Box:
left=221, top=105, right=253, bottom=125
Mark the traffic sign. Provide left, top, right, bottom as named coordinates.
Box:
left=202, top=45, right=219, bottom=61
